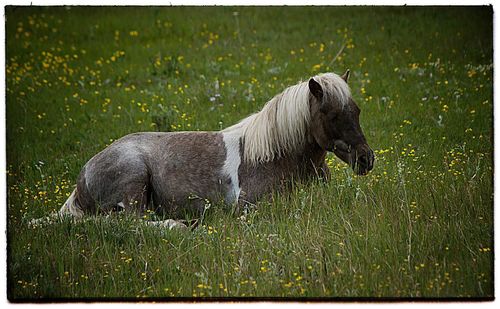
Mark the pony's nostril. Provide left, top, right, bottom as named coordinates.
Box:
left=358, top=154, right=368, bottom=166
left=352, top=145, right=374, bottom=174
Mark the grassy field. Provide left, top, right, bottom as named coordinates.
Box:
left=6, top=6, right=493, bottom=300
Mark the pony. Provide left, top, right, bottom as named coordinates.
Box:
left=35, top=70, right=374, bottom=229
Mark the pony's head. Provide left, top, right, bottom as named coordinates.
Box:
left=308, top=71, right=374, bottom=175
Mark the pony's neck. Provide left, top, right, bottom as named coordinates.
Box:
left=261, top=136, right=327, bottom=172
left=237, top=133, right=328, bottom=204
left=294, top=137, right=327, bottom=167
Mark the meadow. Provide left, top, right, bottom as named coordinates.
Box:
left=5, top=6, right=493, bottom=300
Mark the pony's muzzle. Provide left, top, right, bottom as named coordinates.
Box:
left=331, top=140, right=374, bottom=175
left=354, top=145, right=375, bottom=175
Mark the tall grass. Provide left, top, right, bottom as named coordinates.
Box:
left=6, top=6, right=493, bottom=299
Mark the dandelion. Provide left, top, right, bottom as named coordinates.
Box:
left=311, top=64, right=322, bottom=72
left=467, top=69, right=477, bottom=78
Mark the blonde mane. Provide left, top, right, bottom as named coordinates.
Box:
left=223, top=72, right=351, bottom=165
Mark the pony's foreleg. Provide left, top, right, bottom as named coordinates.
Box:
left=145, top=219, right=189, bottom=231
left=145, top=217, right=200, bottom=231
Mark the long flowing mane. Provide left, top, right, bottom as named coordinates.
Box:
left=223, top=72, right=351, bottom=165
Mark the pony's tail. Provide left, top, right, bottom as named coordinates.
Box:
left=28, top=189, right=83, bottom=227
left=58, top=189, right=84, bottom=218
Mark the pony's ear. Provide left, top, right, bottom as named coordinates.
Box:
left=341, top=69, right=350, bottom=83
left=308, top=78, right=323, bottom=101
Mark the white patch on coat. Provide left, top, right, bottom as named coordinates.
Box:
left=221, top=130, right=242, bottom=205
left=117, top=202, right=125, bottom=210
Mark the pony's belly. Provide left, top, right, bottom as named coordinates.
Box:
left=151, top=173, right=229, bottom=206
